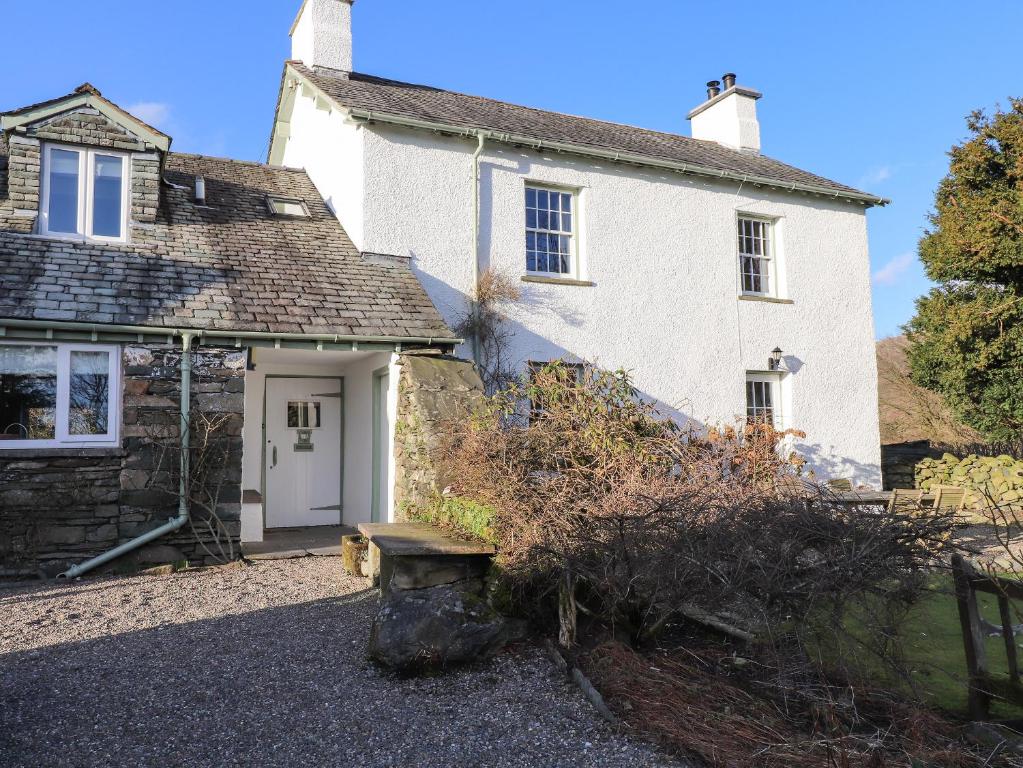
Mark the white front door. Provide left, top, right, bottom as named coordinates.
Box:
left=265, top=377, right=343, bottom=528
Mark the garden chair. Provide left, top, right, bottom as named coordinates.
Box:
left=886, top=488, right=924, bottom=514
left=932, top=485, right=967, bottom=514
left=825, top=478, right=853, bottom=492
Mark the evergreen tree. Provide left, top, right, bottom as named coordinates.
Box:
left=907, top=99, right=1023, bottom=440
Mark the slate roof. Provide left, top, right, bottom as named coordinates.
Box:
left=290, top=62, right=882, bottom=204
left=0, top=152, right=457, bottom=340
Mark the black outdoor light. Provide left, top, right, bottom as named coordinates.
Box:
left=768, top=347, right=784, bottom=371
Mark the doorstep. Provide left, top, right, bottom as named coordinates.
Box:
left=242, top=525, right=357, bottom=560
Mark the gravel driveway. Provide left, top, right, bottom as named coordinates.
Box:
left=0, top=559, right=681, bottom=768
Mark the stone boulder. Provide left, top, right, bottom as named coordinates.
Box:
left=368, top=582, right=521, bottom=674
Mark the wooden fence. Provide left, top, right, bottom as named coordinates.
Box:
left=951, top=554, right=1023, bottom=719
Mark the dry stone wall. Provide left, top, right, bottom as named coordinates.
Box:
left=393, top=353, right=484, bottom=520
left=916, top=453, right=1023, bottom=507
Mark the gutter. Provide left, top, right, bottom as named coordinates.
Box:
left=345, top=108, right=889, bottom=208
left=58, top=333, right=195, bottom=579
left=0, top=318, right=461, bottom=349
left=470, top=131, right=486, bottom=365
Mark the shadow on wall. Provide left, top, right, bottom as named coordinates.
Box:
left=796, top=441, right=882, bottom=488
left=408, top=272, right=877, bottom=486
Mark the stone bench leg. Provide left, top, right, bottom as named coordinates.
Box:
left=367, top=541, right=380, bottom=589
left=379, top=552, right=395, bottom=598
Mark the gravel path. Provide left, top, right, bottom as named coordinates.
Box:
left=0, top=559, right=682, bottom=768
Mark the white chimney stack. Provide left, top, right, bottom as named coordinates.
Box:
left=290, top=0, right=354, bottom=72
left=687, top=73, right=762, bottom=154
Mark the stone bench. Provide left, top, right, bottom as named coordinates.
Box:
left=358, top=522, right=515, bottom=673
left=357, top=522, right=496, bottom=597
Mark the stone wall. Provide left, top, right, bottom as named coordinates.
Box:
left=0, top=343, right=245, bottom=577
left=917, top=453, right=1023, bottom=506
left=880, top=440, right=943, bottom=490
left=393, top=353, right=483, bottom=520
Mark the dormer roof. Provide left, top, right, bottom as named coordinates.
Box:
left=0, top=83, right=171, bottom=153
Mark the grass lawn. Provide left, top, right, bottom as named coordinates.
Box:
left=834, top=575, right=1023, bottom=719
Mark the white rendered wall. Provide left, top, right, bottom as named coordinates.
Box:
left=358, top=125, right=881, bottom=486
left=280, top=86, right=366, bottom=250
left=241, top=348, right=393, bottom=528
left=275, top=90, right=881, bottom=486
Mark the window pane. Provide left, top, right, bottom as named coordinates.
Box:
left=69, top=351, right=110, bottom=435
left=92, top=154, right=123, bottom=238
left=0, top=346, right=57, bottom=441
left=287, top=401, right=321, bottom=428
left=47, top=149, right=80, bottom=234
left=525, top=186, right=575, bottom=274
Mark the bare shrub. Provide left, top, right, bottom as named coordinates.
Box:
left=440, top=361, right=957, bottom=648
left=146, top=408, right=239, bottom=564
left=454, top=267, right=522, bottom=394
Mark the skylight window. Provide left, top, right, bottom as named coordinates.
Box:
left=266, top=196, right=310, bottom=218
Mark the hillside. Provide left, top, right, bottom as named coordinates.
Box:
left=876, top=335, right=981, bottom=446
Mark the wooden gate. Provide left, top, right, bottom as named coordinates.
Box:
left=951, top=554, right=1023, bottom=719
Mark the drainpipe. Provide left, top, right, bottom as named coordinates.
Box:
left=58, top=333, right=195, bottom=579
left=470, top=130, right=486, bottom=365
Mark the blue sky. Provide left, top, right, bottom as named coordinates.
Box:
left=6, top=1, right=1021, bottom=339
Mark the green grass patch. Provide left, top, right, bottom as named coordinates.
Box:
left=824, top=575, right=1023, bottom=718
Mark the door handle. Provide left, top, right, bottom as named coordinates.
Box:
left=272, top=445, right=278, bottom=468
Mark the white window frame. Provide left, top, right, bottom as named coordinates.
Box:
left=745, top=372, right=783, bottom=429
left=737, top=214, right=777, bottom=297
left=525, top=183, right=579, bottom=279
left=39, top=143, right=130, bottom=243
left=0, top=341, right=121, bottom=449
left=267, top=195, right=310, bottom=218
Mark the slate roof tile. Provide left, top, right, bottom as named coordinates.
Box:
left=0, top=151, right=456, bottom=340
left=291, top=62, right=879, bottom=202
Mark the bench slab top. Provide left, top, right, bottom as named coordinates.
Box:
left=357, top=522, right=496, bottom=557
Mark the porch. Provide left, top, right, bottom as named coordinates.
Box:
left=238, top=347, right=399, bottom=544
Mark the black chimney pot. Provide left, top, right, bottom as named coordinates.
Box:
left=706, top=80, right=721, bottom=99
left=721, top=72, right=736, bottom=90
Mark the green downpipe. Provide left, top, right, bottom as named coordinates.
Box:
left=58, top=333, right=194, bottom=579
left=470, top=130, right=486, bottom=366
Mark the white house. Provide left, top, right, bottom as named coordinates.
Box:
left=269, top=0, right=887, bottom=486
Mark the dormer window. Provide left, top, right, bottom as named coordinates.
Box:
left=266, top=195, right=309, bottom=218
left=40, top=144, right=129, bottom=242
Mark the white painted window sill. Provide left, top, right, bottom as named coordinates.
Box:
left=521, top=275, right=595, bottom=287
left=738, top=294, right=794, bottom=305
